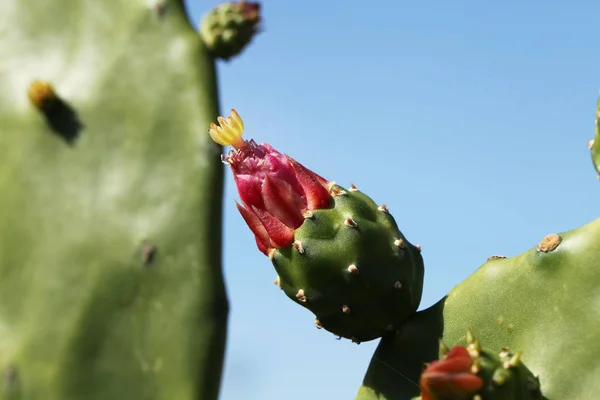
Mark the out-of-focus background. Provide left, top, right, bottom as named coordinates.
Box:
left=188, top=1, right=600, bottom=399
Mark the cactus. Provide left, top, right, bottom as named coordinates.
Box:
left=0, top=0, right=260, bottom=398
left=208, top=110, right=425, bottom=343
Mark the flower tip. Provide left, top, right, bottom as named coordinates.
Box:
left=208, top=109, right=246, bottom=149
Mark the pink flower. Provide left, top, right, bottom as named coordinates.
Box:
left=209, top=110, right=333, bottom=255
left=420, top=346, right=484, bottom=400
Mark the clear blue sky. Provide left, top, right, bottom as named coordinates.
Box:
left=188, top=1, right=600, bottom=399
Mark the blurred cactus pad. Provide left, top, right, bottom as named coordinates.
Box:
left=0, top=0, right=234, bottom=398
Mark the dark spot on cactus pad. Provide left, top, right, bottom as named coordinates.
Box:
left=3, top=365, right=19, bottom=395
left=28, top=81, right=84, bottom=145
left=141, top=243, right=158, bottom=267
left=487, top=254, right=507, bottom=261
left=537, top=233, right=562, bottom=252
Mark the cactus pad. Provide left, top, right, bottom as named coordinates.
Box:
left=271, top=184, right=424, bottom=342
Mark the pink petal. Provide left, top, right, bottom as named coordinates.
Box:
left=236, top=202, right=271, bottom=255
left=252, top=207, right=295, bottom=248
left=285, top=155, right=332, bottom=210
left=235, top=174, right=265, bottom=209
left=261, top=176, right=306, bottom=228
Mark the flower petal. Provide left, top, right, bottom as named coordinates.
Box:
left=236, top=202, right=271, bottom=255
left=261, top=175, right=306, bottom=228
left=285, top=155, right=332, bottom=210
left=252, top=206, right=295, bottom=248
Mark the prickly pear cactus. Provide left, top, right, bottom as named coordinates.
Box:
left=356, top=217, right=600, bottom=400
left=207, top=110, right=425, bottom=343
left=272, top=184, right=424, bottom=343
left=0, top=0, right=254, bottom=398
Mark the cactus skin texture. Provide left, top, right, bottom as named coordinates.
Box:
left=272, top=184, right=424, bottom=343
left=590, top=97, right=600, bottom=179
left=0, top=0, right=252, bottom=398
left=200, top=0, right=261, bottom=60
left=356, top=217, right=600, bottom=400
left=209, top=111, right=425, bottom=343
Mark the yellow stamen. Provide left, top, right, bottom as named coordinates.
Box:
left=208, top=109, right=246, bottom=149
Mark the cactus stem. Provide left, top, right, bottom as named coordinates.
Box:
left=293, top=240, right=305, bottom=254
left=352, top=337, right=361, bottom=344
left=273, top=276, right=281, bottom=289
left=394, top=238, right=405, bottom=248
left=344, top=217, right=358, bottom=228
left=377, top=204, right=389, bottom=213
left=347, top=264, right=359, bottom=275
left=295, top=289, right=307, bottom=303
left=487, top=254, right=507, bottom=261
left=537, top=233, right=562, bottom=252
left=394, top=281, right=402, bottom=290
left=302, top=210, right=314, bottom=219
left=315, top=319, right=323, bottom=329
left=589, top=139, right=595, bottom=150
left=349, top=183, right=359, bottom=191
left=342, top=305, right=351, bottom=314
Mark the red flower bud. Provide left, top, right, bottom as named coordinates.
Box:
left=421, top=346, right=484, bottom=400
left=209, top=110, right=333, bottom=255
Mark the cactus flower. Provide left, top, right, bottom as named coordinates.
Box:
left=209, top=110, right=333, bottom=255
left=420, top=346, right=484, bottom=400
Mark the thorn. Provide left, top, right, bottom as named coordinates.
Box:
left=351, top=337, right=361, bottom=344
left=295, top=289, right=307, bottom=303
left=415, top=244, right=422, bottom=252
left=466, top=329, right=474, bottom=345
left=386, top=325, right=394, bottom=332
left=342, top=305, right=351, bottom=314
left=394, top=281, right=402, bottom=290
left=347, top=264, right=359, bottom=275
left=302, top=210, right=314, bottom=219
left=268, top=248, right=276, bottom=260
left=589, top=139, right=595, bottom=150
left=394, top=239, right=405, bottom=248
left=293, top=240, right=305, bottom=254
left=504, top=352, right=522, bottom=368
left=335, top=335, right=342, bottom=340
left=349, top=183, right=359, bottom=191
left=439, top=340, right=449, bottom=356
left=141, top=243, right=157, bottom=266
left=315, top=319, right=323, bottom=329
left=471, top=359, right=482, bottom=374
left=344, top=217, right=358, bottom=227
left=330, top=185, right=347, bottom=197
left=499, top=347, right=510, bottom=358
left=273, top=276, right=282, bottom=289
left=473, top=395, right=483, bottom=400
left=467, top=339, right=481, bottom=358
left=378, top=204, right=389, bottom=213
left=492, top=370, right=506, bottom=386
left=487, top=254, right=507, bottom=261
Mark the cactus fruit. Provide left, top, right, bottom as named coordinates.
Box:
left=0, top=0, right=267, bottom=397
left=420, top=333, right=544, bottom=400
left=209, top=110, right=425, bottom=342
left=356, top=217, right=600, bottom=400
left=590, top=97, right=600, bottom=179
left=200, top=0, right=262, bottom=60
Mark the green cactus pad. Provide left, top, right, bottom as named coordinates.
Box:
left=200, top=1, right=261, bottom=60
left=0, top=0, right=228, bottom=399
left=271, top=185, right=424, bottom=342
left=355, top=217, right=600, bottom=400
left=590, top=97, right=600, bottom=179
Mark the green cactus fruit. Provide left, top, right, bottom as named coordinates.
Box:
left=208, top=111, right=425, bottom=344
left=200, top=0, right=261, bottom=60
left=590, top=96, right=600, bottom=179
left=0, top=0, right=247, bottom=398
left=355, top=217, right=600, bottom=400
left=271, top=184, right=425, bottom=343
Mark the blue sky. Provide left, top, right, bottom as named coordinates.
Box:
left=188, top=1, right=600, bottom=399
